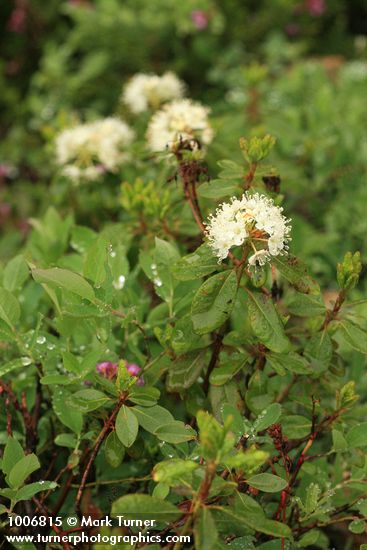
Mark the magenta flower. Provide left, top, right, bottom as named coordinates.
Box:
left=305, top=0, right=326, bottom=16
left=96, top=361, right=118, bottom=379
left=191, top=10, right=208, bottom=30
left=0, top=203, right=11, bottom=219
left=285, top=23, right=300, bottom=37
left=126, top=363, right=141, bottom=377
left=126, top=363, right=145, bottom=386
left=96, top=360, right=144, bottom=385
left=0, top=164, right=13, bottom=178
left=7, top=7, right=27, bottom=34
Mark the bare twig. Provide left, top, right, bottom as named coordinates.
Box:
left=75, top=393, right=127, bottom=515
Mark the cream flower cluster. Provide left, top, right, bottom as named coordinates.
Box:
left=122, top=72, right=185, bottom=114
left=205, top=193, right=291, bottom=265
left=146, top=99, right=214, bottom=152
left=55, top=118, right=135, bottom=182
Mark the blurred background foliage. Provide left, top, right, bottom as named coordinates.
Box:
left=1, top=0, right=367, bottom=285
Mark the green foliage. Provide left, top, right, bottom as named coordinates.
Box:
left=1, top=2, right=367, bottom=547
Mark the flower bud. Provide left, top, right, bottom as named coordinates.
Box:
left=96, top=361, right=118, bottom=379
left=240, top=135, right=276, bottom=164
left=337, top=252, right=362, bottom=291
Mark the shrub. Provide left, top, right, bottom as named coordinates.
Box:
left=1, top=129, right=367, bottom=549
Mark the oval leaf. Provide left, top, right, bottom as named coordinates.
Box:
left=115, top=405, right=139, bottom=447
left=246, top=473, right=287, bottom=493
left=192, top=270, right=238, bottom=335
left=247, top=291, right=291, bottom=353
left=32, top=268, right=95, bottom=302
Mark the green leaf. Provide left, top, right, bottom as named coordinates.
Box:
left=62, top=352, right=82, bottom=375
left=41, top=374, right=73, bottom=385
left=71, top=225, right=97, bottom=253
left=235, top=492, right=265, bottom=518
left=0, top=319, right=13, bottom=341
left=246, top=473, right=287, bottom=493
left=115, top=406, right=139, bottom=448
left=15, top=481, right=58, bottom=502
left=332, top=429, right=348, bottom=452
left=346, top=423, right=367, bottom=448
left=154, top=422, right=196, bottom=444
left=111, top=494, right=181, bottom=522
left=105, top=431, right=125, bottom=468
left=285, top=291, right=325, bottom=317
left=155, top=237, right=180, bottom=265
left=152, top=482, right=169, bottom=500
left=282, top=415, right=311, bottom=439
left=167, top=351, right=207, bottom=391
left=52, top=390, right=83, bottom=434
left=171, top=314, right=207, bottom=354
left=272, top=255, right=319, bottom=294
left=0, top=288, right=20, bottom=328
left=349, top=519, right=365, bottom=534
left=153, top=459, right=199, bottom=485
left=357, top=499, right=367, bottom=516
left=172, top=243, right=218, bottom=281
left=305, top=331, right=332, bottom=367
left=54, top=434, right=77, bottom=449
left=2, top=438, right=24, bottom=476
left=221, top=404, right=244, bottom=439
left=217, top=159, right=244, bottom=179
left=192, top=270, right=238, bottom=335
left=8, top=454, right=40, bottom=489
left=32, top=268, right=95, bottom=302
left=154, top=238, right=180, bottom=307
left=253, top=403, right=282, bottom=432
left=71, top=389, right=110, bottom=412
left=223, top=448, right=268, bottom=474
left=219, top=507, right=291, bottom=538
left=133, top=405, right=174, bottom=434
left=247, top=291, right=290, bottom=353
left=338, top=320, right=367, bottom=354
left=0, top=358, right=31, bottom=377
left=83, top=236, right=107, bottom=286
left=198, top=179, right=240, bottom=199
left=129, top=387, right=160, bottom=407
left=3, top=255, right=29, bottom=291
left=266, top=352, right=311, bottom=375
left=194, top=508, right=218, bottom=550
left=80, top=349, right=103, bottom=375
left=305, top=483, right=320, bottom=515
left=197, top=411, right=227, bottom=461
left=209, top=355, right=247, bottom=386
left=298, top=530, right=320, bottom=547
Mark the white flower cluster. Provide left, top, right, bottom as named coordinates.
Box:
left=55, top=118, right=135, bottom=182
left=146, top=99, right=214, bottom=152
left=122, top=72, right=185, bottom=114
left=206, top=193, right=291, bottom=265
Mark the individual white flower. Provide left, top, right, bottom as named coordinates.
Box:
left=122, top=72, right=185, bottom=114
left=55, top=117, right=135, bottom=182
left=248, top=249, right=270, bottom=266
left=205, top=193, right=291, bottom=264
left=146, top=99, right=214, bottom=152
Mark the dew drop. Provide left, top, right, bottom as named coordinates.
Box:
left=113, top=275, right=126, bottom=290
left=47, top=343, right=55, bottom=350
left=36, top=336, right=46, bottom=345
left=21, top=357, right=32, bottom=366
left=154, top=278, right=163, bottom=287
